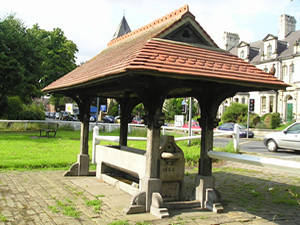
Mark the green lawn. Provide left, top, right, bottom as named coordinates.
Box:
left=0, top=128, right=206, bottom=171
left=0, top=128, right=233, bottom=171
left=0, top=130, right=91, bottom=170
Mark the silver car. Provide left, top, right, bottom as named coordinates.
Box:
left=264, top=122, right=300, bottom=152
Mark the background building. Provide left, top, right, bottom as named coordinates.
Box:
left=222, top=14, right=300, bottom=122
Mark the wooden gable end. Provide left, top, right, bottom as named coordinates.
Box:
left=157, top=15, right=218, bottom=48
left=164, top=22, right=211, bottom=45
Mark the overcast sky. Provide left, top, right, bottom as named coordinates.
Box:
left=1, top=0, right=300, bottom=64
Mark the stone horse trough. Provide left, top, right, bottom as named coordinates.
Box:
left=95, top=134, right=219, bottom=218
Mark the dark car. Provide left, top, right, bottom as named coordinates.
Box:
left=217, top=122, right=254, bottom=138
left=102, top=115, right=115, bottom=123
left=60, top=111, right=73, bottom=121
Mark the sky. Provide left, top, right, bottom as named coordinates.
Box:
left=1, top=0, right=300, bottom=64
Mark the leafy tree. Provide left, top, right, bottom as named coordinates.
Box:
left=107, top=99, right=119, bottom=116
left=163, top=98, right=198, bottom=122
left=28, top=25, right=78, bottom=88
left=132, top=103, right=146, bottom=118
left=49, top=94, right=74, bottom=112
left=0, top=16, right=36, bottom=107
left=0, top=15, right=78, bottom=117
left=221, top=102, right=248, bottom=124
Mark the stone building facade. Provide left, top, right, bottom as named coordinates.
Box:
left=221, top=14, right=300, bottom=122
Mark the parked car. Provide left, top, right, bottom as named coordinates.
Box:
left=182, top=120, right=201, bottom=129
left=55, top=112, right=61, bottom=120
left=49, top=112, right=55, bottom=119
left=131, top=117, right=144, bottom=124
left=61, top=111, right=73, bottom=121
left=102, top=115, right=115, bottom=123
left=217, top=122, right=254, bottom=138
left=264, top=122, right=300, bottom=152
left=90, top=114, right=97, bottom=122
left=114, top=116, right=121, bottom=123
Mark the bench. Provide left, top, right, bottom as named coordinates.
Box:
left=39, top=123, right=59, bottom=138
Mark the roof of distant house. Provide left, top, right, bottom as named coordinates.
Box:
left=230, top=30, right=300, bottom=64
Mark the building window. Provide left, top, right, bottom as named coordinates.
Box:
left=240, top=50, right=244, bottom=59
left=261, top=96, right=266, bottom=114
left=267, top=44, right=272, bottom=58
left=289, top=64, right=294, bottom=83
left=241, top=97, right=246, bottom=104
left=234, top=98, right=239, bottom=103
left=282, top=65, right=288, bottom=83
left=269, top=96, right=274, bottom=113
left=294, top=40, right=300, bottom=54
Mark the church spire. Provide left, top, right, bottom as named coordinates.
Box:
left=112, top=15, right=131, bottom=40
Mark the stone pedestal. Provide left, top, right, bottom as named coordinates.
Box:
left=64, top=154, right=90, bottom=176
left=195, top=175, right=223, bottom=213
left=141, top=178, right=161, bottom=212
left=77, top=154, right=90, bottom=176
left=195, top=175, right=214, bottom=206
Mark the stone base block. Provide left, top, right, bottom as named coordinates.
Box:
left=78, top=154, right=89, bottom=176
left=124, top=205, right=146, bottom=214
left=150, top=192, right=169, bottom=218
left=150, top=206, right=169, bottom=219
left=195, top=175, right=223, bottom=213
left=195, top=175, right=215, bottom=206
left=64, top=154, right=90, bottom=176
left=141, top=178, right=161, bottom=211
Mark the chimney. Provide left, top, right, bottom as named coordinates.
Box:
left=223, top=32, right=240, bottom=51
left=278, top=14, right=296, bottom=40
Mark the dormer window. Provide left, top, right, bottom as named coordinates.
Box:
left=240, top=50, right=245, bottom=59
left=267, top=44, right=272, bottom=58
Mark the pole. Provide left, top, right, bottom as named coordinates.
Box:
left=96, top=97, right=100, bottom=125
left=247, top=99, right=250, bottom=138
left=188, top=97, right=192, bottom=146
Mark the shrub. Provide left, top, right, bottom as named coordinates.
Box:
left=249, top=113, right=261, bottom=128
left=20, top=102, right=45, bottom=120
left=221, top=103, right=248, bottom=124
left=3, top=96, right=24, bottom=119
left=255, top=122, right=266, bottom=129
left=263, top=113, right=281, bottom=129
left=2, top=96, right=45, bottom=120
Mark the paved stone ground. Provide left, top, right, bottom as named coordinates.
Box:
left=0, top=163, right=299, bottom=225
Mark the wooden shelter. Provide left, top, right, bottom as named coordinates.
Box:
left=43, top=5, right=287, bottom=214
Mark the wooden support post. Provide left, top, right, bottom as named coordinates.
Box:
left=64, top=96, right=91, bottom=176
left=196, top=97, right=220, bottom=176
left=198, top=113, right=214, bottom=176
left=119, top=97, right=139, bottom=146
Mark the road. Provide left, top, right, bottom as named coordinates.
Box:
left=214, top=137, right=300, bottom=161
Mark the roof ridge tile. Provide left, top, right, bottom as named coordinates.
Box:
left=107, top=5, right=189, bottom=47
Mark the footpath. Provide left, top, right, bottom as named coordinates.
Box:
left=1, top=161, right=300, bottom=225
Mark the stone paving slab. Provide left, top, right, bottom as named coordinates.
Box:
left=0, top=167, right=299, bottom=225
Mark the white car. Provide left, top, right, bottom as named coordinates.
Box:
left=264, top=122, right=300, bottom=152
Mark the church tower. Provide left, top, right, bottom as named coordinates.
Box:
left=112, top=16, right=131, bottom=40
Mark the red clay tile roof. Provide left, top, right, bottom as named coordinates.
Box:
left=43, top=5, right=287, bottom=92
